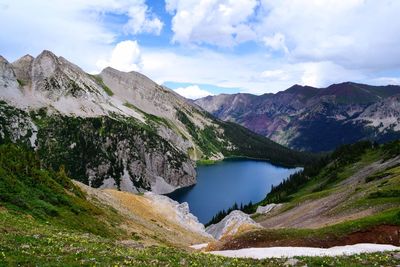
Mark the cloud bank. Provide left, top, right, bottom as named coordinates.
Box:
left=1, top=0, right=400, bottom=95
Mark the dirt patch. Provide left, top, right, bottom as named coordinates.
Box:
left=73, top=181, right=211, bottom=248
left=344, top=225, right=400, bottom=245
left=213, top=225, right=400, bottom=251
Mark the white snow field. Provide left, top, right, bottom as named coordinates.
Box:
left=208, top=244, right=400, bottom=259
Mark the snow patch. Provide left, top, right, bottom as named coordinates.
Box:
left=210, top=243, right=400, bottom=259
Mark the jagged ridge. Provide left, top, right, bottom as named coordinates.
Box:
left=195, top=82, right=400, bottom=152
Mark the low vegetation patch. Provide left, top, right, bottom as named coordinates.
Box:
left=91, top=75, right=114, bottom=96
left=16, top=79, right=26, bottom=87
left=0, top=144, right=122, bottom=238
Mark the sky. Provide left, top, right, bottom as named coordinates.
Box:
left=1, top=0, right=400, bottom=99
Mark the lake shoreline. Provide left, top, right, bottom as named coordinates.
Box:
left=167, top=159, right=302, bottom=224
left=197, top=155, right=305, bottom=168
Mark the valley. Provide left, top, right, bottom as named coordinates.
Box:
left=2, top=1, right=400, bottom=265
left=0, top=142, right=399, bottom=266
left=0, top=51, right=399, bottom=266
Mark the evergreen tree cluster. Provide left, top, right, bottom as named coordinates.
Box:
left=205, top=201, right=255, bottom=227
left=382, top=139, right=400, bottom=160
left=263, top=141, right=376, bottom=204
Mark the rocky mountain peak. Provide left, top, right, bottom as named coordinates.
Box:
left=18, top=54, right=34, bottom=61
left=284, top=84, right=318, bottom=95
left=99, top=66, right=190, bottom=121
left=0, top=55, right=9, bottom=64
left=0, top=55, right=18, bottom=89
left=100, top=66, right=156, bottom=92
left=32, top=50, right=61, bottom=80
left=196, top=81, right=400, bottom=152
left=12, top=54, right=34, bottom=85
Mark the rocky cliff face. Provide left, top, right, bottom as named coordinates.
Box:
left=0, top=51, right=202, bottom=194
left=195, top=82, right=400, bottom=152
left=0, top=50, right=307, bottom=193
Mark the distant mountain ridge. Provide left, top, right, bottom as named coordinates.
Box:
left=195, top=82, right=400, bottom=152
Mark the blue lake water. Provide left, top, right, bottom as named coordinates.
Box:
left=167, top=159, right=302, bottom=224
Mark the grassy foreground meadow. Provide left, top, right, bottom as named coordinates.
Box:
left=1, top=209, right=399, bottom=266
left=0, top=143, right=399, bottom=266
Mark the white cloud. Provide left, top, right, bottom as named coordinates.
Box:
left=1, top=0, right=399, bottom=96
left=299, top=61, right=364, bottom=88
left=262, top=33, right=288, bottom=54
left=165, top=0, right=258, bottom=46
left=164, top=0, right=400, bottom=90
left=173, top=85, right=214, bottom=99
left=0, top=0, right=162, bottom=71
left=260, top=69, right=289, bottom=81
left=256, top=0, right=400, bottom=70
left=141, top=48, right=271, bottom=94
left=123, top=1, right=163, bottom=35
left=140, top=47, right=371, bottom=94
left=96, top=40, right=142, bottom=72
left=367, top=77, right=400, bottom=86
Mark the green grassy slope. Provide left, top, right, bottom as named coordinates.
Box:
left=211, top=141, right=400, bottom=253
left=0, top=144, right=122, bottom=238
left=1, top=210, right=398, bottom=267
left=260, top=141, right=400, bottom=206
left=1, top=143, right=398, bottom=266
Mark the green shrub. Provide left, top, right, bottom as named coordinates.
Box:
left=369, top=189, right=400, bottom=199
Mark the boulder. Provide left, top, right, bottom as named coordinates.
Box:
left=206, top=210, right=261, bottom=240
left=256, top=203, right=282, bottom=214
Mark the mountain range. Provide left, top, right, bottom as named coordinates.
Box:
left=195, top=82, right=400, bottom=152
left=1, top=51, right=399, bottom=266
left=0, top=51, right=309, bottom=194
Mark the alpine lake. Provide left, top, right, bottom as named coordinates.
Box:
left=167, top=158, right=302, bottom=224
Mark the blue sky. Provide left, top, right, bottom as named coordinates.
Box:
left=1, top=0, right=400, bottom=99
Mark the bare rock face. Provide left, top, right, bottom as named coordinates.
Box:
left=12, top=54, right=34, bottom=86
left=145, top=192, right=212, bottom=238
left=357, top=95, right=400, bottom=132
left=255, top=203, right=282, bottom=214
left=100, top=67, right=189, bottom=121
left=0, top=56, right=18, bottom=89
left=206, top=210, right=261, bottom=240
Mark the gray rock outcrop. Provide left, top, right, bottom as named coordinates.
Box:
left=256, top=203, right=282, bottom=214
left=206, top=210, right=261, bottom=240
